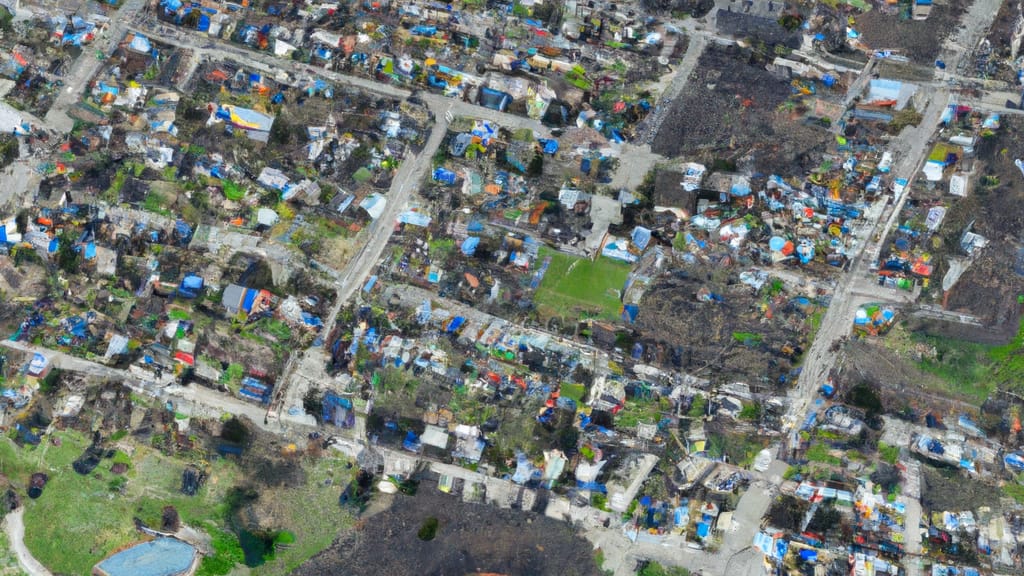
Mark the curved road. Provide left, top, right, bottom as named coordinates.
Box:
left=3, top=509, right=52, bottom=576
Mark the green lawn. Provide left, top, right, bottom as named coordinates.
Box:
left=533, top=247, right=631, bottom=322
left=0, top=429, right=354, bottom=576
left=908, top=318, right=1024, bottom=404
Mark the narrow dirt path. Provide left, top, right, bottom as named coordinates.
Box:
left=3, top=509, right=52, bottom=576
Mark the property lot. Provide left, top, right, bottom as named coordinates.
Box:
left=534, top=248, right=632, bottom=323
left=651, top=44, right=830, bottom=174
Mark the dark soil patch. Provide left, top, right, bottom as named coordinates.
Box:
left=636, top=269, right=812, bottom=386
left=293, top=483, right=601, bottom=576
left=920, top=464, right=1001, bottom=513
left=839, top=340, right=982, bottom=412
left=852, top=3, right=966, bottom=63
left=925, top=117, right=1024, bottom=333
left=651, top=44, right=829, bottom=174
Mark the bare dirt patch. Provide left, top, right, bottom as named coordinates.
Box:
left=921, top=464, right=1001, bottom=513
left=293, top=482, right=601, bottom=576
left=650, top=44, right=829, bottom=174
left=922, top=116, right=1024, bottom=334
left=852, top=3, right=967, bottom=62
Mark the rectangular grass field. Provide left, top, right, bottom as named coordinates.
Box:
left=533, top=247, right=631, bottom=322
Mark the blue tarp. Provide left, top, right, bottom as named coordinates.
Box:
left=363, top=275, right=377, bottom=292
left=398, top=212, right=432, bottom=227
left=181, top=274, right=203, bottom=290
left=1005, top=452, right=1024, bottom=470
left=447, top=317, right=465, bottom=333
left=322, top=393, right=354, bottom=427
left=241, top=288, right=259, bottom=312
left=403, top=431, right=421, bottom=452
left=432, top=167, right=457, bottom=185
left=478, top=87, right=511, bottom=112
left=621, top=304, right=639, bottom=324
left=461, top=237, right=480, bottom=256
left=696, top=522, right=710, bottom=538
left=799, top=549, right=818, bottom=562
left=84, top=242, right=96, bottom=259
left=631, top=226, right=651, bottom=250
left=538, top=139, right=559, bottom=154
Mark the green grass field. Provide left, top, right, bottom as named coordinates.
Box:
left=0, top=429, right=353, bottom=575
left=533, top=248, right=631, bottom=322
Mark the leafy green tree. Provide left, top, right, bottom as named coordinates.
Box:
left=57, top=230, right=81, bottom=274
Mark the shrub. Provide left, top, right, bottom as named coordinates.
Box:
left=417, top=517, right=439, bottom=541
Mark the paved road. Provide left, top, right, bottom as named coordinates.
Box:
left=43, top=0, right=148, bottom=133
left=3, top=508, right=52, bottom=576
left=268, top=119, right=451, bottom=423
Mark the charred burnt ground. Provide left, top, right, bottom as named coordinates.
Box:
left=651, top=44, right=830, bottom=175
left=913, top=116, right=1024, bottom=338
left=293, top=481, right=601, bottom=576
left=851, top=2, right=967, bottom=64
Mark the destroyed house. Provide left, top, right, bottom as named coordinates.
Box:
left=221, top=284, right=272, bottom=315
left=653, top=170, right=699, bottom=215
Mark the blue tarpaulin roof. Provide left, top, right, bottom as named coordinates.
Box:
left=631, top=226, right=651, bottom=250
left=181, top=274, right=203, bottom=290
left=461, top=237, right=480, bottom=256
left=241, top=288, right=259, bottom=312
left=799, top=549, right=818, bottom=562
left=447, top=317, right=465, bottom=332
left=84, top=242, right=96, bottom=259
left=398, top=211, right=431, bottom=227
left=538, top=139, right=559, bottom=154
left=696, top=522, right=710, bottom=538
left=433, top=167, right=456, bottom=185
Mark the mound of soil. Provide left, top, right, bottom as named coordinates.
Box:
left=294, top=484, right=601, bottom=576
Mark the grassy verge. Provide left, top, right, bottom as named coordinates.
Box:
left=907, top=318, right=1024, bottom=404
left=1, top=429, right=352, bottom=575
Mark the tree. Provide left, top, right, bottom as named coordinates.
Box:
left=0, top=134, right=18, bottom=170
left=269, top=114, right=293, bottom=146
left=0, top=6, right=12, bottom=32
left=182, top=9, right=201, bottom=29
left=56, top=230, right=81, bottom=274
left=15, top=210, right=28, bottom=235
left=527, top=153, right=544, bottom=176
left=303, top=387, right=324, bottom=423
